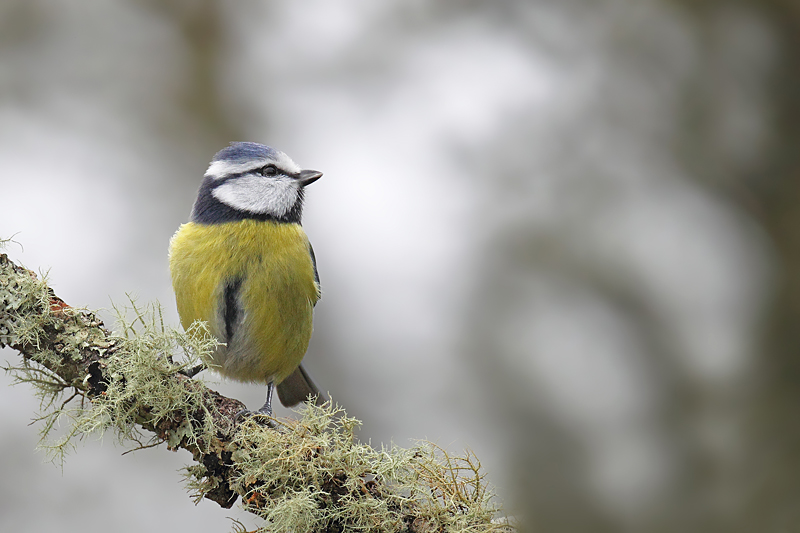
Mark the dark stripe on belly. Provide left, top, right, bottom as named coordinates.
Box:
left=223, top=276, right=243, bottom=343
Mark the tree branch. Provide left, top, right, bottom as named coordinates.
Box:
left=0, top=253, right=511, bottom=533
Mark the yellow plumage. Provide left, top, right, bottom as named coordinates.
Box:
left=169, top=219, right=320, bottom=385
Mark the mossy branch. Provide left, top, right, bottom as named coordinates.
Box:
left=0, top=253, right=512, bottom=533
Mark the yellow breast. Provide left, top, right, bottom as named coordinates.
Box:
left=169, top=220, right=319, bottom=384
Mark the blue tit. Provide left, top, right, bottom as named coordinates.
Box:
left=169, top=142, right=325, bottom=416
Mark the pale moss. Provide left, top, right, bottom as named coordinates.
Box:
left=65, top=301, right=223, bottom=455
left=0, top=254, right=75, bottom=457
left=187, top=401, right=505, bottom=533
left=1, top=267, right=224, bottom=462
left=2, top=251, right=510, bottom=532
left=0, top=256, right=52, bottom=352
left=220, top=404, right=410, bottom=533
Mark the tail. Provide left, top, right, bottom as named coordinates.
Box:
left=276, top=363, right=328, bottom=407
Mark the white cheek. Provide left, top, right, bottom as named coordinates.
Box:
left=212, top=175, right=299, bottom=217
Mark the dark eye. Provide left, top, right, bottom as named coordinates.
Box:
left=260, top=165, right=278, bottom=177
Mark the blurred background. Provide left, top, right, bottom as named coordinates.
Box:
left=1, top=1, right=799, bottom=531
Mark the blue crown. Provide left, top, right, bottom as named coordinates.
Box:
left=212, top=142, right=278, bottom=163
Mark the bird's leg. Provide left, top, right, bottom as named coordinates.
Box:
left=234, top=382, right=275, bottom=425
left=257, top=381, right=275, bottom=416
left=179, top=363, right=206, bottom=379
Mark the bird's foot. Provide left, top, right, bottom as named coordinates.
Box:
left=234, top=383, right=276, bottom=426
left=234, top=407, right=275, bottom=427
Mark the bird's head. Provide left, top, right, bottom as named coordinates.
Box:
left=191, top=142, right=322, bottom=224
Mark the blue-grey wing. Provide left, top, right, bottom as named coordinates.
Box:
left=309, top=242, right=320, bottom=303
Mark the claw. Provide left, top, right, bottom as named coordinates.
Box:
left=232, top=381, right=276, bottom=427
left=234, top=408, right=275, bottom=427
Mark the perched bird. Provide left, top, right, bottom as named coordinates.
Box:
left=169, top=142, right=325, bottom=416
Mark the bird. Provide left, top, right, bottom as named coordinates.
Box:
left=169, top=142, right=325, bottom=416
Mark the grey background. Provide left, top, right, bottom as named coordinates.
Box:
left=1, top=1, right=799, bottom=532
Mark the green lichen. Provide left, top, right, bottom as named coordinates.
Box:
left=0, top=256, right=52, bottom=351
left=36, top=301, right=224, bottom=463
left=222, top=404, right=412, bottom=533
left=1, top=250, right=511, bottom=533
left=0, top=254, right=75, bottom=451
left=1, top=255, right=222, bottom=463
left=182, top=402, right=504, bottom=533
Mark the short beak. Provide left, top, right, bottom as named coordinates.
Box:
left=297, top=169, right=323, bottom=187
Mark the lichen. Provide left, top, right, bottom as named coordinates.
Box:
left=0, top=254, right=52, bottom=351
left=181, top=402, right=505, bottom=533
left=1, top=253, right=222, bottom=462
left=87, top=301, right=223, bottom=454
left=1, top=250, right=512, bottom=533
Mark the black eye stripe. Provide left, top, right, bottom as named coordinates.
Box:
left=210, top=166, right=289, bottom=184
